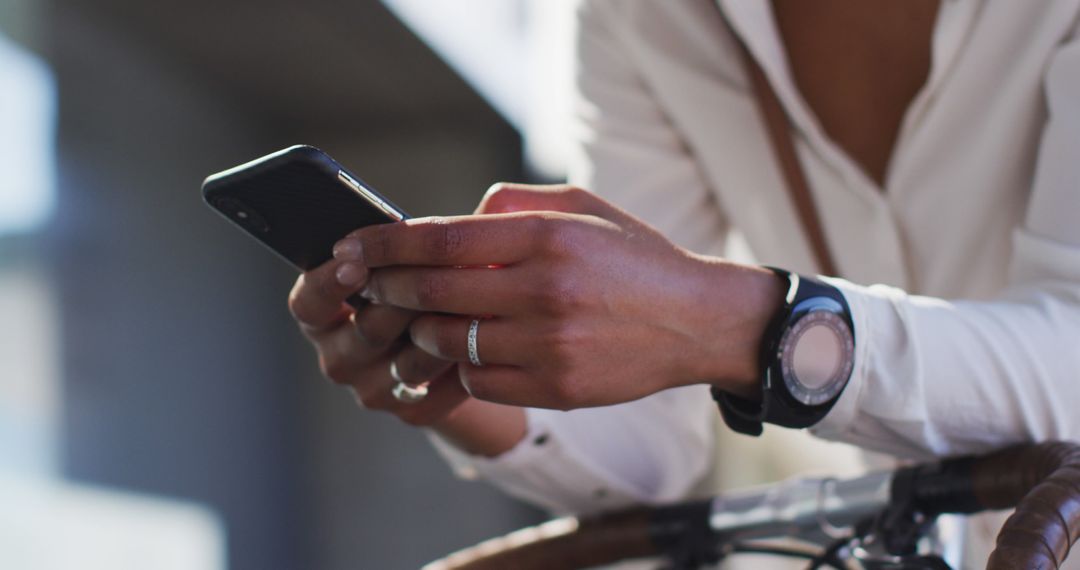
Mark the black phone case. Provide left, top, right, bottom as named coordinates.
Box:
left=202, top=145, right=410, bottom=271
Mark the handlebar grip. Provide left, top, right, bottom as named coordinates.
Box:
left=971, top=441, right=1080, bottom=570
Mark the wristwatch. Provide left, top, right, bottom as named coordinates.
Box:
left=712, top=268, right=855, bottom=436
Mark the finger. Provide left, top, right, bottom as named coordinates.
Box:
left=394, top=369, right=470, bottom=426
left=458, top=365, right=551, bottom=408
left=478, top=183, right=607, bottom=215
left=365, top=265, right=524, bottom=315
left=353, top=363, right=469, bottom=426
left=289, top=260, right=371, bottom=332
left=350, top=302, right=417, bottom=349
left=480, top=184, right=656, bottom=239
left=334, top=240, right=377, bottom=313
left=410, top=315, right=530, bottom=366
left=390, top=343, right=453, bottom=386
left=341, top=213, right=559, bottom=268
left=315, top=321, right=396, bottom=385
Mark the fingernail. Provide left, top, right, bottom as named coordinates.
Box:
left=333, top=239, right=364, bottom=261
left=336, top=262, right=366, bottom=287
left=359, top=285, right=377, bottom=302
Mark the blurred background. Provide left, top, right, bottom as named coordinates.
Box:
left=0, top=1, right=862, bottom=568
left=0, top=1, right=572, bottom=568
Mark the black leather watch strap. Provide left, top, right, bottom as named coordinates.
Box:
left=712, top=386, right=766, bottom=436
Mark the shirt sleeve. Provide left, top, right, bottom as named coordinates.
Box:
left=811, top=31, right=1080, bottom=459
left=427, top=0, right=728, bottom=515
left=430, top=385, right=717, bottom=515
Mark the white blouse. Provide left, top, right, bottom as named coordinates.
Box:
left=432, top=0, right=1080, bottom=565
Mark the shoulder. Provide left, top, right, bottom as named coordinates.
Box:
left=573, top=0, right=729, bottom=42
left=572, top=0, right=742, bottom=82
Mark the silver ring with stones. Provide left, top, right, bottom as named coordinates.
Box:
left=467, top=319, right=483, bottom=367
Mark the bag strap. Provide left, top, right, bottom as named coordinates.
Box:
left=733, top=33, right=839, bottom=276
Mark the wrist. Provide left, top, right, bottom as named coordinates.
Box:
left=685, top=258, right=786, bottom=399
left=432, top=399, right=527, bottom=458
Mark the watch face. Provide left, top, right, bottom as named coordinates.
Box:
left=778, top=301, right=854, bottom=406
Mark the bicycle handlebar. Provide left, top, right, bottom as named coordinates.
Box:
left=424, top=509, right=657, bottom=570
left=973, top=442, right=1080, bottom=568
left=424, top=441, right=1080, bottom=570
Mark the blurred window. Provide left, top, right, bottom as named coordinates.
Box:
left=0, top=267, right=59, bottom=476
left=0, top=31, right=58, bottom=477
left=0, top=32, right=55, bottom=236
left=1, top=477, right=225, bottom=570
left=0, top=31, right=227, bottom=570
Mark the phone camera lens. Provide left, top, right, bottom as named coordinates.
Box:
left=247, top=213, right=270, bottom=233
left=213, top=197, right=270, bottom=233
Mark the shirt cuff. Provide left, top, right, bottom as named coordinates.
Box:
left=808, top=276, right=873, bottom=441
left=427, top=408, right=644, bottom=515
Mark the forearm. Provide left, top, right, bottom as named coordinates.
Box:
left=812, top=272, right=1080, bottom=459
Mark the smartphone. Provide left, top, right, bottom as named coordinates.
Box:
left=202, top=145, right=410, bottom=271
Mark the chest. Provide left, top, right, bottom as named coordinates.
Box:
left=770, top=0, right=940, bottom=187
left=612, top=0, right=1057, bottom=294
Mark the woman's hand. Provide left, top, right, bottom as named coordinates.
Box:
left=287, top=255, right=526, bottom=456
left=287, top=259, right=464, bottom=425
left=335, top=184, right=783, bottom=410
